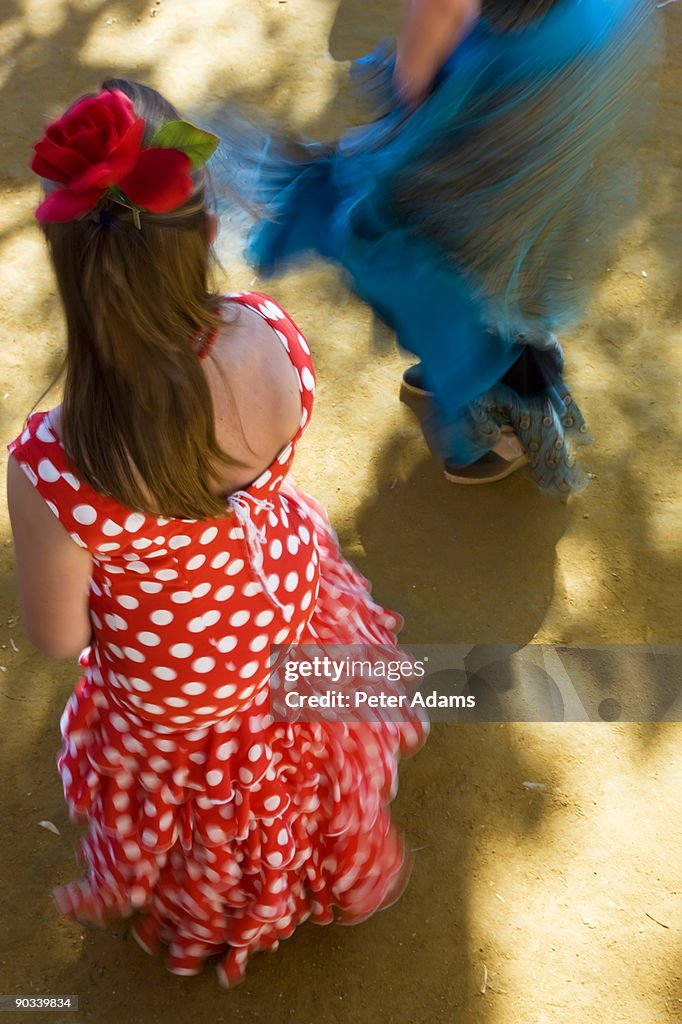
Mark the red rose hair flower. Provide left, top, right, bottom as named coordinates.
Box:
left=31, top=89, right=215, bottom=224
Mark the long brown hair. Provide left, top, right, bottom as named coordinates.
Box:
left=41, top=79, right=238, bottom=520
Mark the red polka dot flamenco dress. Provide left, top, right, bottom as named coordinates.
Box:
left=8, top=293, right=426, bottom=986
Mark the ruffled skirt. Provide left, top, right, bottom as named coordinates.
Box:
left=210, top=0, right=656, bottom=493
left=53, top=486, right=426, bottom=986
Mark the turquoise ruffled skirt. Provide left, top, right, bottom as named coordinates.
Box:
left=212, top=0, right=658, bottom=493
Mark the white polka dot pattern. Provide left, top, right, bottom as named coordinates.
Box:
left=8, top=292, right=426, bottom=989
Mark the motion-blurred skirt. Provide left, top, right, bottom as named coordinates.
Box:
left=213, top=0, right=659, bottom=493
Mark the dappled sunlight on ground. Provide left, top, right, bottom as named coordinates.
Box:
left=0, top=1, right=680, bottom=1021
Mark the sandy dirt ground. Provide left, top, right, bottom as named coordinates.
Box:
left=0, top=1, right=681, bottom=1022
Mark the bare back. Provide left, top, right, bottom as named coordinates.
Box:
left=201, top=300, right=303, bottom=496
left=46, top=299, right=303, bottom=503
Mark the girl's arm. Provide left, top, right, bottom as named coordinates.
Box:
left=7, top=456, right=92, bottom=659
left=394, top=0, right=481, bottom=105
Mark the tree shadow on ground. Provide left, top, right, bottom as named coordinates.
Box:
left=1, top=1, right=681, bottom=1022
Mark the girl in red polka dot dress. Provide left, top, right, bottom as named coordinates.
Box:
left=7, top=81, right=426, bottom=986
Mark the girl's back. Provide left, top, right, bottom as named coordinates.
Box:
left=9, top=292, right=320, bottom=707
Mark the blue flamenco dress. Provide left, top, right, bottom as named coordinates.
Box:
left=214, top=0, right=658, bottom=493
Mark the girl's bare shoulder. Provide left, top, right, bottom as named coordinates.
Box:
left=204, top=300, right=303, bottom=470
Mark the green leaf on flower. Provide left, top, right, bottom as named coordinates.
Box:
left=149, top=120, right=219, bottom=170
